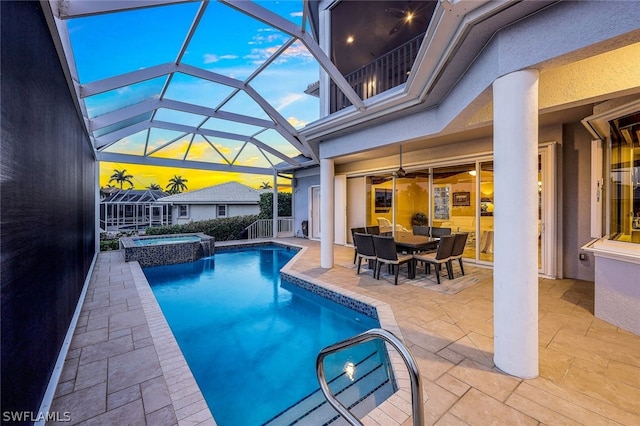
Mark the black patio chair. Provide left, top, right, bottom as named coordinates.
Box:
left=350, top=227, right=366, bottom=264
left=353, top=233, right=377, bottom=275
left=371, top=235, right=413, bottom=285
left=448, top=233, right=469, bottom=277
left=413, top=234, right=455, bottom=284
left=412, top=225, right=431, bottom=236
left=365, top=225, right=380, bottom=235
left=430, top=227, right=452, bottom=237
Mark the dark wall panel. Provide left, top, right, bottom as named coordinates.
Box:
left=1, top=1, right=96, bottom=417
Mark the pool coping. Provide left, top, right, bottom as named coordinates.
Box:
left=130, top=238, right=416, bottom=425
left=130, top=261, right=216, bottom=425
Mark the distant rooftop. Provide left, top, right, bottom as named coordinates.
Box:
left=157, top=181, right=260, bottom=204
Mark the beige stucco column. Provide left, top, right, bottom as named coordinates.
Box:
left=493, top=69, right=539, bottom=379
left=320, top=158, right=335, bottom=268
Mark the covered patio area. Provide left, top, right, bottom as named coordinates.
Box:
left=50, top=239, right=640, bottom=425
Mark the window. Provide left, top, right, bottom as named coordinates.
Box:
left=178, top=205, right=189, bottom=218
left=608, top=112, right=640, bottom=244
left=217, top=205, right=227, bottom=217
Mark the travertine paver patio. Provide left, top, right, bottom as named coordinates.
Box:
left=50, top=238, right=640, bottom=425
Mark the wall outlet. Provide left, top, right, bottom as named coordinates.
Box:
left=579, top=253, right=587, bottom=261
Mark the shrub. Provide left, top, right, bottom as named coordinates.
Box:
left=411, top=211, right=428, bottom=226
left=258, top=192, right=292, bottom=218
left=100, top=239, right=120, bottom=251
left=144, top=215, right=260, bottom=241
left=99, top=231, right=136, bottom=251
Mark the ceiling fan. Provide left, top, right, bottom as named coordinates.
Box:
left=394, top=145, right=406, bottom=178
left=385, top=1, right=430, bottom=35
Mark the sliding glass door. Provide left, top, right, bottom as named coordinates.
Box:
left=478, top=161, right=494, bottom=263
left=395, top=172, right=430, bottom=233
left=431, top=164, right=476, bottom=259
left=353, top=148, right=556, bottom=275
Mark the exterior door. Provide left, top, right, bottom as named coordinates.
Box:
left=539, top=145, right=557, bottom=277
left=310, top=186, right=321, bottom=240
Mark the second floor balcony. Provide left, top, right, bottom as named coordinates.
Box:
left=329, top=32, right=425, bottom=113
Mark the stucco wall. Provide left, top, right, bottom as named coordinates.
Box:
left=562, top=122, right=596, bottom=281
left=228, top=204, right=260, bottom=217
left=1, top=1, right=96, bottom=415
left=594, top=255, right=640, bottom=335
left=172, top=204, right=259, bottom=224
left=293, top=171, right=320, bottom=238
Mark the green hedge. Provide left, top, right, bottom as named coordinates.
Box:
left=100, top=239, right=120, bottom=251
left=144, top=215, right=260, bottom=241
left=259, top=192, right=292, bottom=218
left=100, top=231, right=136, bottom=252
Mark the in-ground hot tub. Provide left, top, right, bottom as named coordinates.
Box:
left=120, top=233, right=215, bottom=267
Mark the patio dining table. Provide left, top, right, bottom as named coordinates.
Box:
left=394, top=234, right=439, bottom=279
left=394, top=233, right=440, bottom=254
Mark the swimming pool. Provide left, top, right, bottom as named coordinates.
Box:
left=143, top=244, right=394, bottom=425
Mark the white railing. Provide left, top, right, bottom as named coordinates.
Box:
left=278, top=217, right=294, bottom=237
left=247, top=219, right=273, bottom=239
left=246, top=217, right=294, bottom=239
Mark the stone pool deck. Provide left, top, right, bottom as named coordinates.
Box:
left=49, top=238, right=640, bottom=425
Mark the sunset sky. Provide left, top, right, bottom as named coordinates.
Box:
left=68, top=1, right=318, bottom=192
left=99, top=161, right=277, bottom=191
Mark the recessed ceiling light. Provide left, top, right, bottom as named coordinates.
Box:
left=346, top=36, right=354, bottom=44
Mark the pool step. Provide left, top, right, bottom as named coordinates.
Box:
left=262, top=351, right=395, bottom=425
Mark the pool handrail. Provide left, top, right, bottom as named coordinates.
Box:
left=316, top=328, right=424, bottom=426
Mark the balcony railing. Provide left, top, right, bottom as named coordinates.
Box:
left=330, top=33, right=425, bottom=113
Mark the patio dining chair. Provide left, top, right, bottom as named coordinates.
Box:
left=413, top=234, right=455, bottom=284
left=350, top=227, right=366, bottom=264
left=412, top=225, right=431, bottom=236
left=365, top=225, right=380, bottom=235
left=448, top=233, right=469, bottom=277
left=430, top=227, right=452, bottom=237
left=371, top=235, right=413, bottom=285
left=353, top=233, right=377, bottom=276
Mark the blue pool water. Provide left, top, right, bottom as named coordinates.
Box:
left=134, top=235, right=201, bottom=246
left=143, top=245, right=390, bottom=425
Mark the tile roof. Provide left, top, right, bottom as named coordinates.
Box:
left=157, top=181, right=261, bottom=204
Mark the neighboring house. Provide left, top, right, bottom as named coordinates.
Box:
left=99, top=188, right=171, bottom=232
left=157, top=181, right=260, bottom=225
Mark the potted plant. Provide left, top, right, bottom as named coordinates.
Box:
left=411, top=211, right=428, bottom=226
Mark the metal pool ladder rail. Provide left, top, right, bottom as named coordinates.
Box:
left=316, top=328, right=424, bottom=426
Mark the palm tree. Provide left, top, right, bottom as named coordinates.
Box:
left=109, top=169, right=134, bottom=189
left=259, top=181, right=272, bottom=189
left=166, top=175, right=188, bottom=194
left=146, top=183, right=161, bottom=190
